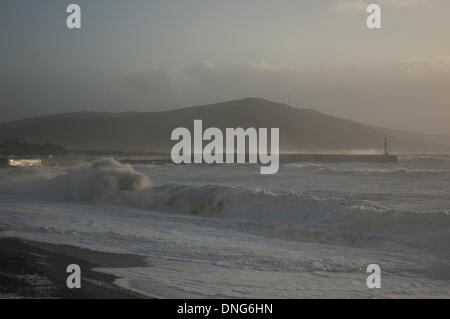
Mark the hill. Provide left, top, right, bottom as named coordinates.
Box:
left=0, top=98, right=448, bottom=153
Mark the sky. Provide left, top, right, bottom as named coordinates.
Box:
left=1, top=0, right=449, bottom=134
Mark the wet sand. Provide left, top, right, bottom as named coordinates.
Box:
left=0, top=237, right=150, bottom=299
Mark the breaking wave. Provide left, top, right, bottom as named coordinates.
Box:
left=317, top=167, right=450, bottom=178
left=285, top=161, right=450, bottom=178
left=42, top=158, right=151, bottom=202
left=401, top=154, right=450, bottom=163
left=0, top=158, right=151, bottom=200
left=1, top=159, right=449, bottom=250
left=135, top=184, right=450, bottom=247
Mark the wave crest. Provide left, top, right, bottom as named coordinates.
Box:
left=1, top=159, right=448, bottom=250
left=42, top=158, right=151, bottom=202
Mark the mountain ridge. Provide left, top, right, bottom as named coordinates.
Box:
left=0, top=98, right=449, bottom=153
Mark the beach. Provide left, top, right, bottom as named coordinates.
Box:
left=0, top=237, right=148, bottom=299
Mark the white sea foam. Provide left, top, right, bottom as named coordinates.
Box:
left=317, top=167, right=450, bottom=178
left=1, top=159, right=449, bottom=251
left=1, top=157, right=449, bottom=298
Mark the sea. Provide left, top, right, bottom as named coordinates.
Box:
left=0, top=155, right=449, bottom=298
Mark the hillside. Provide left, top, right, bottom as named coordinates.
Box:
left=0, top=98, right=449, bottom=153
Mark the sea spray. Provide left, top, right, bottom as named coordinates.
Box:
left=42, top=158, right=151, bottom=202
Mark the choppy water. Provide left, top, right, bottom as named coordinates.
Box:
left=0, top=155, right=449, bottom=298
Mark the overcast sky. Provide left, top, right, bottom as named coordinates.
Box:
left=1, top=0, right=449, bottom=134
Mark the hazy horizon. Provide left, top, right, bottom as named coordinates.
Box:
left=1, top=0, right=450, bottom=134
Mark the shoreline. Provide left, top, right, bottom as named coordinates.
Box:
left=0, top=237, right=151, bottom=299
